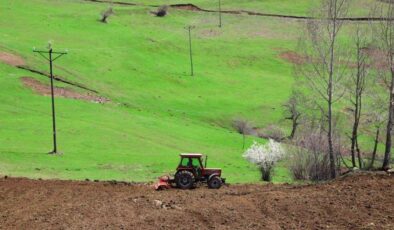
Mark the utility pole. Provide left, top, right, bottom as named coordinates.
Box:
left=218, top=0, right=222, bottom=28
left=186, top=26, right=195, bottom=76
left=33, top=45, right=67, bottom=154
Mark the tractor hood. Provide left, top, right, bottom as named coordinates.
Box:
left=204, top=168, right=222, bottom=176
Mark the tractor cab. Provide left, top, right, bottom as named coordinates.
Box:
left=177, top=153, right=204, bottom=170
left=177, top=153, right=205, bottom=177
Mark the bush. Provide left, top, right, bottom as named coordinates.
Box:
left=258, top=125, right=285, bottom=142
left=289, top=131, right=333, bottom=181
left=233, top=119, right=254, bottom=135
left=243, top=140, right=285, bottom=181
left=155, top=5, right=168, bottom=17
left=100, top=7, right=114, bottom=23
left=233, top=119, right=256, bottom=149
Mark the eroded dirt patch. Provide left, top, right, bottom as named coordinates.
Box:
left=171, top=4, right=204, bottom=11
left=0, top=52, right=25, bottom=67
left=0, top=173, right=392, bottom=229
left=199, top=29, right=222, bottom=38
left=279, top=51, right=308, bottom=65
left=21, top=77, right=109, bottom=103
left=361, top=47, right=390, bottom=70
left=278, top=48, right=391, bottom=70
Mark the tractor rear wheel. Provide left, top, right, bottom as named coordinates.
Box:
left=175, top=170, right=195, bottom=189
left=208, top=176, right=222, bottom=189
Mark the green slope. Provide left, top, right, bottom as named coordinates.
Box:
left=0, top=0, right=384, bottom=183
left=118, top=0, right=377, bottom=17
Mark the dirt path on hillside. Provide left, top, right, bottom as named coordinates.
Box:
left=0, top=50, right=107, bottom=100
left=84, top=0, right=394, bottom=22
left=0, top=52, right=25, bottom=67
left=0, top=173, right=393, bottom=229
left=21, top=77, right=109, bottom=103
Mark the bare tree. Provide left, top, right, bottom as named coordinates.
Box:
left=296, top=0, right=349, bottom=178
left=233, top=119, right=254, bottom=149
left=375, top=3, right=394, bottom=170
left=368, top=122, right=384, bottom=169
left=283, top=90, right=303, bottom=139
left=363, top=69, right=387, bottom=169
left=347, top=25, right=370, bottom=169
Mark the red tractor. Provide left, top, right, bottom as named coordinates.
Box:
left=154, top=153, right=225, bottom=190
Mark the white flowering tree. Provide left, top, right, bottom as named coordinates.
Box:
left=243, top=139, right=285, bottom=181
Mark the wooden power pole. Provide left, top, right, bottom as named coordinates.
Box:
left=33, top=46, right=67, bottom=154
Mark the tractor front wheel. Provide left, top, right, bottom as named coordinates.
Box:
left=175, top=170, right=195, bottom=189
left=208, top=176, right=222, bottom=189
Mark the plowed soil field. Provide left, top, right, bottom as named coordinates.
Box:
left=0, top=173, right=393, bottom=229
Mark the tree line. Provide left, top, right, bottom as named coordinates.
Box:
left=283, top=0, right=394, bottom=180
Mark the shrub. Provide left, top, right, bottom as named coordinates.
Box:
left=258, top=125, right=285, bottom=142
left=233, top=119, right=254, bottom=135
left=155, top=5, right=168, bottom=17
left=233, top=119, right=255, bottom=149
left=243, top=140, right=285, bottom=181
left=100, top=7, right=114, bottom=23
left=289, top=131, right=334, bottom=181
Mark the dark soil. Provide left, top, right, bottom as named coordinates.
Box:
left=0, top=173, right=393, bottom=229
left=21, top=77, right=109, bottom=103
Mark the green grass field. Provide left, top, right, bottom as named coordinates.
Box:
left=0, top=0, right=389, bottom=183
left=120, top=0, right=378, bottom=17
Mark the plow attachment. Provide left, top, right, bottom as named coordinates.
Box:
left=154, top=175, right=174, bottom=190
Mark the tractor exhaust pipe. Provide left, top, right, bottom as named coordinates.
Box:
left=205, top=155, right=208, bottom=168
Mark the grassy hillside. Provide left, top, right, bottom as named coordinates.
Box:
left=0, top=0, right=385, bottom=183
left=120, top=0, right=377, bottom=17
